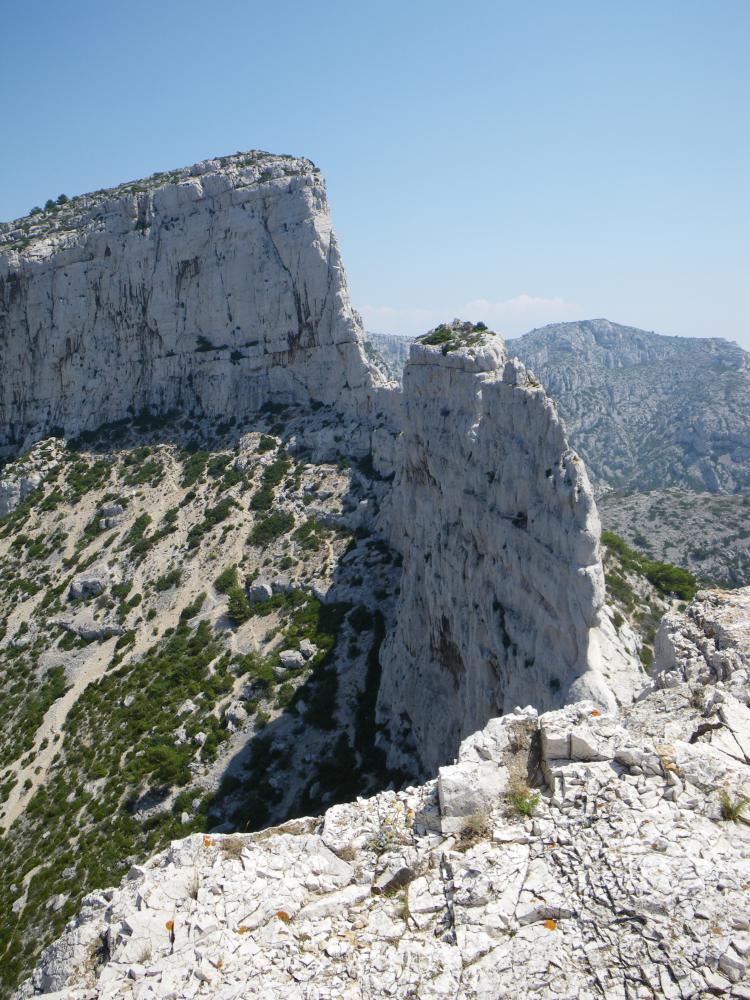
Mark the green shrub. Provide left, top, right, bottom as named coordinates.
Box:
left=181, top=450, right=208, bottom=487
left=187, top=498, right=237, bottom=548
left=250, top=485, right=275, bottom=511
left=226, top=585, right=251, bottom=625
left=180, top=592, right=206, bottom=621
left=293, top=518, right=331, bottom=552
left=214, top=565, right=238, bottom=594
left=249, top=511, right=294, bottom=547
left=507, top=783, right=540, bottom=817
left=112, top=580, right=133, bottom=601
left=257, top=435, right=276, bottom=454
left=122, top=513, right=152, bottom=548
left=420, top=325, right=454, bottom=346
left=154, top=569, right=181, bottom=592
left=720, top=790, right=748, bottom=822
left=601, top=531, right=697, bottom=601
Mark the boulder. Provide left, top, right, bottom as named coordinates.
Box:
left=68, top=576, right=106, bottom=601
left=247, top=581, right=273, bottom=604
left=437, top=760, right=509, bottom=821
left=225, top=700, right=249, bottom=730
left=279, top=649, right=305, bottom=670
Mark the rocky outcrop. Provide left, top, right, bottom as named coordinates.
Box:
left=19, top=588, right=750, bottom=999
left=0, top=152, right=382, bottom=456
left=507, top=318, right=750, bottom=493
left=0, top=438, right=63, bottom=516
left=376, top=322, right=637, bottom=775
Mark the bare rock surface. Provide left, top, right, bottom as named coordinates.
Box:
left=18, top=589, right=750, bottom=999
left=376, top=322, right=638, bottom=775
left=0, top=151, right=383, bottom=456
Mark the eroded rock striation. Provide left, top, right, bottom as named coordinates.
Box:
left=377, top=322, right=636, bottom=775
left=0, top=152, right=381, bottom=455
left=19, top=589, right=750, bottom=999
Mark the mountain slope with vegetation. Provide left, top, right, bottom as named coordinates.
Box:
left=0, top=410, right=402, bottom=995
left=599, top=489, right=750, bottom=589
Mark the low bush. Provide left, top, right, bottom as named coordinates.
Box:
left=180, top=592, right=206, bottom=621
left=249, top=511, right=294, bottom=547
left=154, top=568, right=181, bottom=592
left=507, top=782, right=540, bottom=817
left=601, top=531, right=697, bottom=601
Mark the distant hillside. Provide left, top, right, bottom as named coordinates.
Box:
left=507, top=319, right=750, bottom=493
left=598, top=488, right=750, bottom=589
left=363, top=332, right=414, bottom=380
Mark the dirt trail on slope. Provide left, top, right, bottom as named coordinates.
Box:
left=0, top=636, right=117, bottom=829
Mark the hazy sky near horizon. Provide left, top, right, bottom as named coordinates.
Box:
left=2, top=1, right=748, bottom=348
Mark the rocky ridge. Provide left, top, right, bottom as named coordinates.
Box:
left=17, top=587, right=750, bottom=999
left=377, top=322, right=636, bottom=775
left=0, top=151, right=386, bottom=457
left=507, top=319, right=750, bottom=494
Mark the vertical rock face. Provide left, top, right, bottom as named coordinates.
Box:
left=0, top=152, right=379, bottom=455
left=377, top=322, right=635, bottom=775
left=1, top=153, right=633, bottom=781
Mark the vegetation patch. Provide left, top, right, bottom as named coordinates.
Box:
left=601, top=531, right=697, bottom=601
left=0, top=622, right=231, bottom=994
left=249, top=511, right=294, bottom=547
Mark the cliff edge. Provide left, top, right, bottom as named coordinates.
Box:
left=376, top=322, right=637, bottom=775
left=0, top=151, right=381, bottom=455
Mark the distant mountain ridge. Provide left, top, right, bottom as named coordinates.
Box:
left=509, top=317, right=749, bottom=370
left=507, top=319, right=750, bottom=494
left=365, top=319, right=750, bottom=494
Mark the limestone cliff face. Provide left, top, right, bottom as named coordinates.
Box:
left=0, top=152, right=379, bottom=455
left=0, top=152, right=632, bottom=781
left=377, top=323, right=635, bottom=775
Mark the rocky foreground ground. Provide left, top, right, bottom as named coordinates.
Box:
left=19, top=587, right=750, bottom=999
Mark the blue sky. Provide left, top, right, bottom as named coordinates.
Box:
left=2, top=1, right=748, bottom=347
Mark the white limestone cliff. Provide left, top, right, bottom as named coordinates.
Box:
left=0, top=152, right=381, bottom=456
left=376, top=322, right=638, bottom=775
left=0, top=156, right=634, bottom=782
